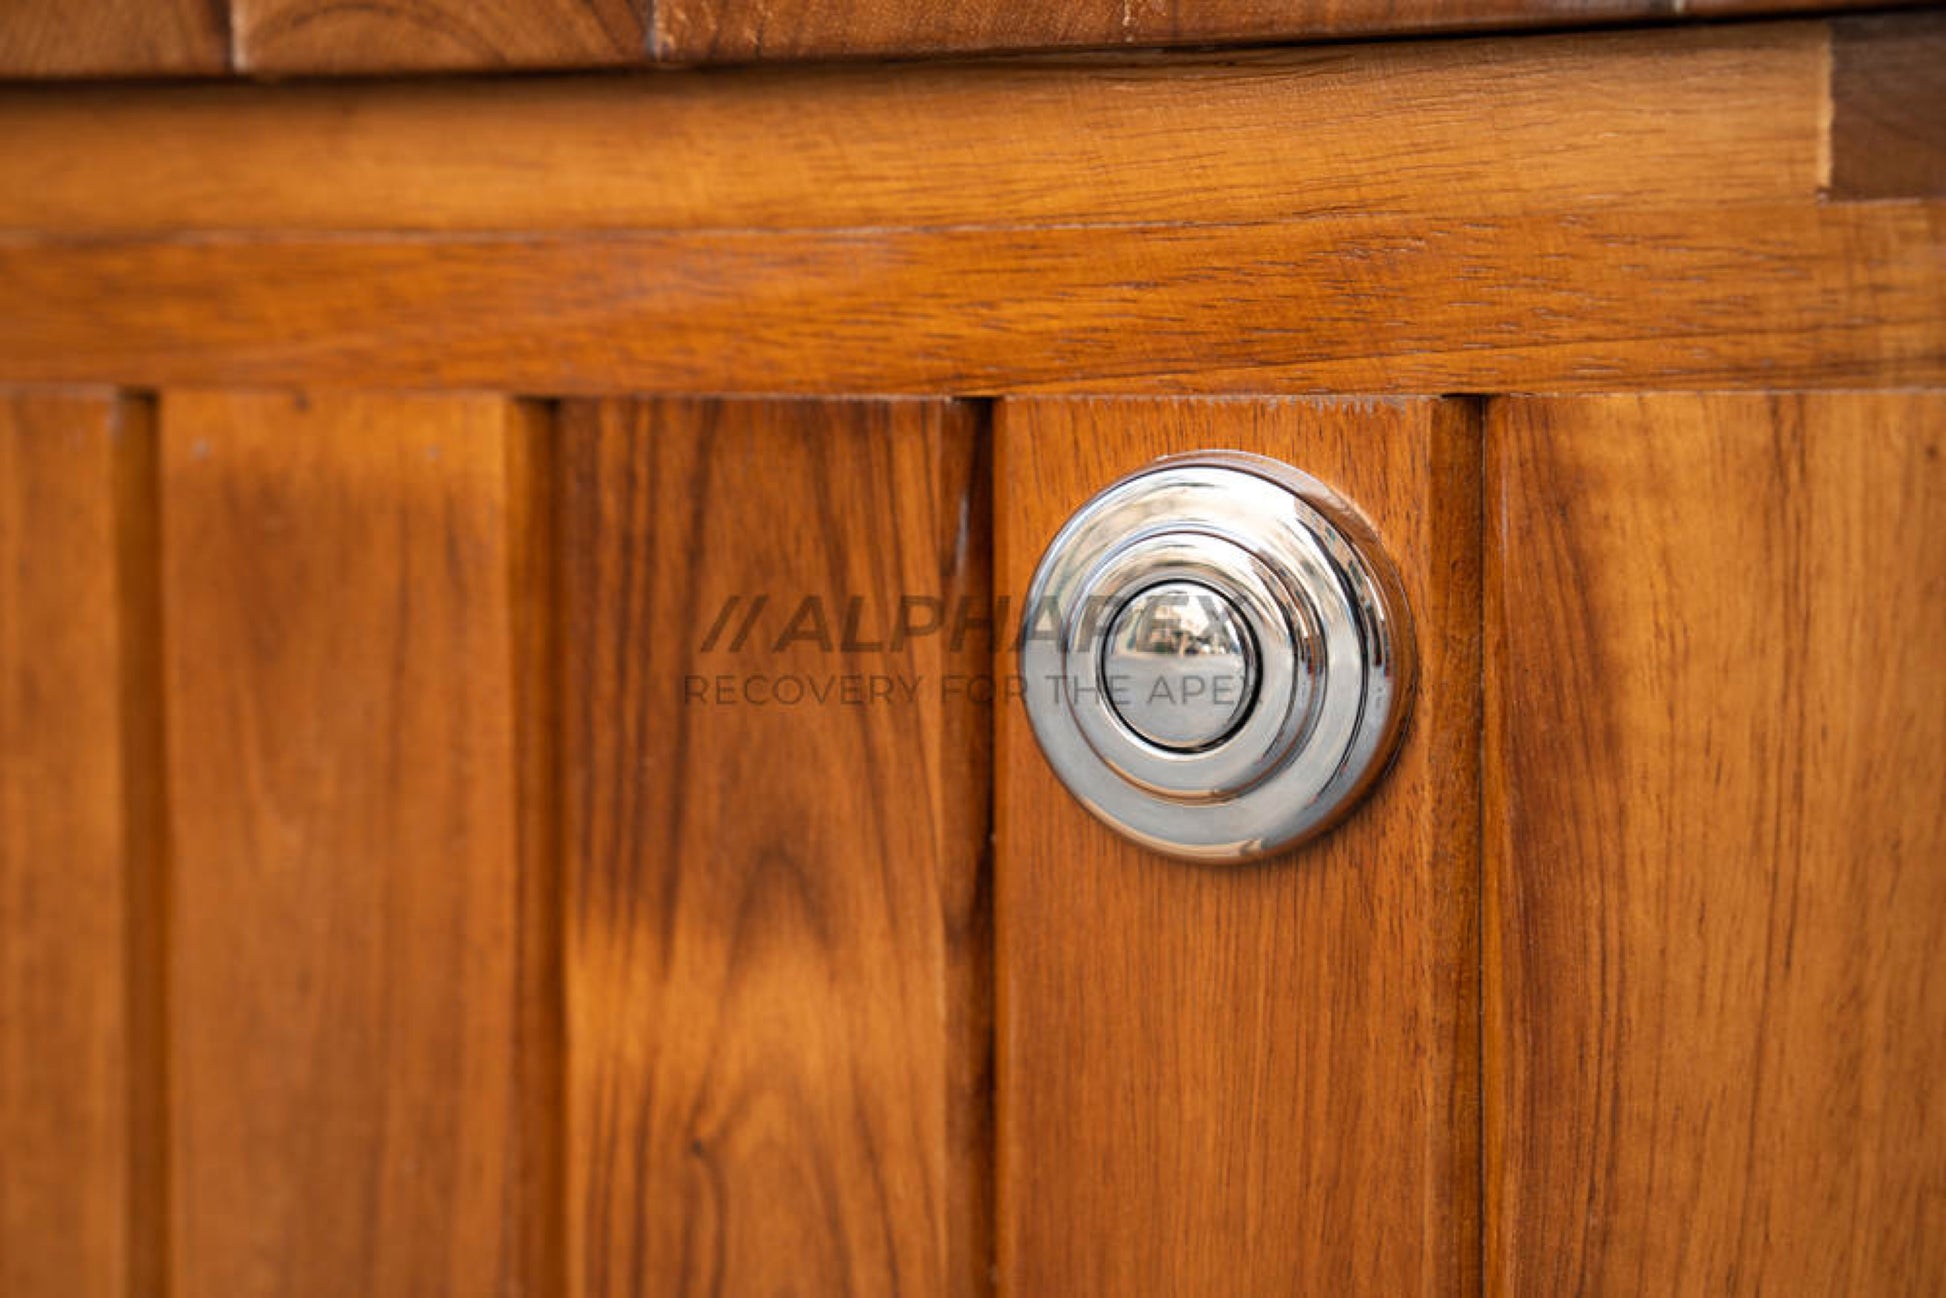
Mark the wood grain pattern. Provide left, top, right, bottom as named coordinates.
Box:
left=0, top=392, right=141, bottom=1298
left=652, top=0, right=1916, bottom=61
left=1486, top=393, right=1946, bottom=1295
left=1828, top=13, right=1946, bottom=201
left=0, top=23, right=1825, bottom=233
left=232, top=0, right=641, bottom=73
left=996, top=397, right=1481, bottom=1296
left=162, top=392, right=553, bottom=1298
left=0, top=0, right=1914, bottom=74
left=560, top=399, right=990, bottom=1298
left=0, top=0, right=224, bottom=77
left=0, top=204, right=1933, bottom=396
left=3, top=18, right=1937, bottom=397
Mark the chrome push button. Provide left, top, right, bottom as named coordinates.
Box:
left=1019, top=452, right=1415, bottom=862
left=1100, top=580, right=1257, bottom=752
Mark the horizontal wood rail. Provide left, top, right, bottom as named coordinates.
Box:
left=0, top=0, right=1927, bottom=76
left=0, top=17, right=1940, bottom=395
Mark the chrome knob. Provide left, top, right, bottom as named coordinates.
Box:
left=1100, top=581, right=1258, bottom=751
left=1018, top=451, right=1414, bottom=862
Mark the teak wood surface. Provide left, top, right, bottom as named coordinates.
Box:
left=995, top=397, right=1482, bottom=1296
left=651, top=0, right=1918, bottom=60
left=1485, top=394, right=1946, bottom=1295
left=231, top=0, right=642, bottom=74
left=0, top=0, right=1919, bottom=74
left=159, top=392, right=556, bottom=1298
left=0, top=20, right=1939, bottom=395
left=0, top=393, right=152, bottom=1298
left=0, top=5, right=1943, bottom=1297
left=0, top=0, right=225, bottom=77
left=558, top=399, right=991, bottom=1298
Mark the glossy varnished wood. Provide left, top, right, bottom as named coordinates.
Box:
left=0, top=0, right=1919, bottom=74
left=231, top=0, right=641, bottom=73
left=560, top=399, right=991, bottom=1298
left=1, top=20, right=1939, bottom=396
left=0, top=204, right=1934, bottom=396
left=0, top=392, right=144, bottom=1298
left=162, top=392, right=553, bottom=1298
left=0, top=25, right=1826, bottom=234
left=996, top=398, right=1481, bottom=1296
left=0, top=0, right=224, bottom=77
left=654, top=0, right=1910, bottom=61
left=1486, top=393, right=1946, bottom=1294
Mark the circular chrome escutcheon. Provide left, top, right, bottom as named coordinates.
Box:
left=1018, top=451, right=1415, bottom=862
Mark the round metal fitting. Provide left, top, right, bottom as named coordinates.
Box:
left=1018, top=451, right=1415, bottom=862
left=1100, top=580, right=1258, bottom=751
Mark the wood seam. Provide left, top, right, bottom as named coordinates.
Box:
left=111, top=394, right=169, bottom=1298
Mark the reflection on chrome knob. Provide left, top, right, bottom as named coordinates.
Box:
left=1018, top=451, right=1414, bottom=863
left=1102, top=581, right=1258, bottom=752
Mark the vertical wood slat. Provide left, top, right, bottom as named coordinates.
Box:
left=995, top=397, right=1482, bottom=1296
left=0, top=391, right=148, bottom=1298
left=560, top=398, right=991, bottom=1298
left=1486, top=393, right=1946, bottom=1294
left=162, top=391, right=556, bottom=1298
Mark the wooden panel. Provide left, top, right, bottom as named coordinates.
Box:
left=652, top=0, right=1915, bottom=61
left=232, top=0, right=641, bottom=73
left=1486, top=394, right=1946, bottom=1294
left=0, top=24, right=1825, bottom=233
left=2, top=19, right=1938, bottom=397
left=997, top=398, right=1481, bottom=1295
left=0, top=204, right=1934, bottom=396
left=0, top=0, right=1913, bottom=74
left=560, top=399, right=990, bottom=1298
left=0, top=0, right=224, bottom=78
left=1828, top=13, right=1946, bottom=201
left=163, top=392, right=553, bottom=1298
left=0, top=392, right=138, bottom=1298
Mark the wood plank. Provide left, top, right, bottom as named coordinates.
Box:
left=0, top=0, right=1908, bottom=74
left=996, top=397, right=1481, bottom=1296
left=560, top=398, right=990, bottom=1298
left=0, top=24, right=1827, bottom=233
left=162, top=392, right=553, bottom=1298
left=0, top=391, right=139, bottom=1298
left=232, top=0, right=642, bottom=73
left=5, top=19, right=1938, bottom=397
left=1485, top=393, right=1946, bottom=1294
left=651, top=0, right=1915, bottom=61
left=0, top=0, right=225, bottom=78
left=1828, top=13, right=1946, bottom=201
left=0, top=202, right=1934, bottom=395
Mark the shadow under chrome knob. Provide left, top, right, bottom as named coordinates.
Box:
left=1018, top=451, right=1414, bottom=863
